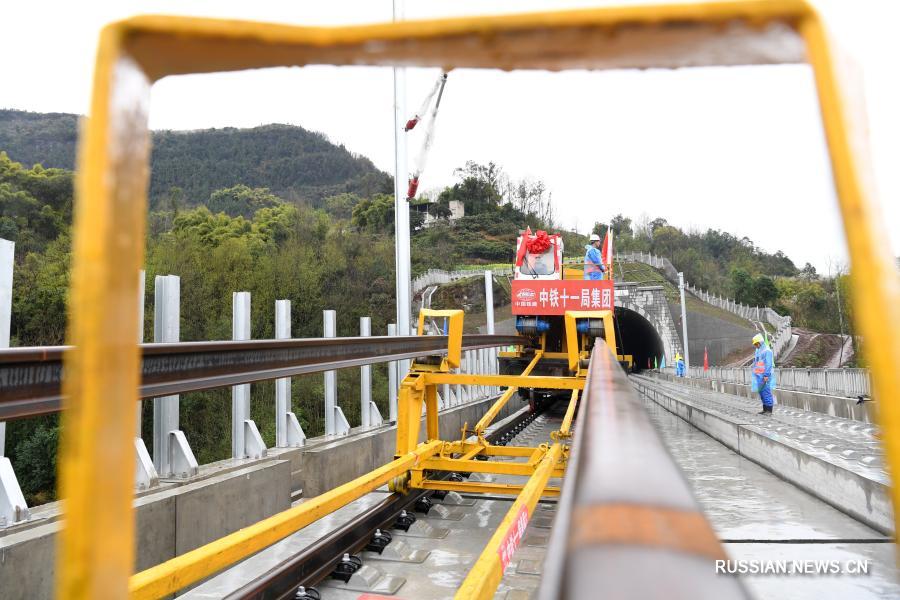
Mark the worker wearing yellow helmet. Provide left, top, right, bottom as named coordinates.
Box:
left=675, top=352, right=686, bottom=377
left=751, top=333, right=776, bottom=415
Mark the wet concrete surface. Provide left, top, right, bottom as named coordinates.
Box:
left=642, top=397, right=900, bottom=599
left=645, top=376, right=885, bottom=478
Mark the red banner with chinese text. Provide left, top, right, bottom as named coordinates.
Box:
left=497, top=504, right=530, bottom=573
left=511, top=280, right=614, bottom=315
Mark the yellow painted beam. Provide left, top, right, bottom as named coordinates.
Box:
left=558, top=389, right=579, bottom=438
left=417, top=308, right=463, bottom=369
left=455, top=444, right=565, bottom=599
left=424, top=373, right=584, bottom=390
left=394, top=376, right=426, bottom=456
left=800, top=14, right=900, bottom=537
left=414, top=479, right=561, bottom=497
left=482, top=445, right=539, bottom=457
left=473, top=351, right=542, bottom=435
left=564, top=310, right=615, bottom=372
left=64, top=3, right=900, bottom=597
left=419, top=456, right=564, bottom=478
left=55, top=28, right=151, bottom=600
left=129, top=440, right=442, bottom=599
left=457, top=443, right=486, bottom=461
left=441, top=441, right=537, bottom=458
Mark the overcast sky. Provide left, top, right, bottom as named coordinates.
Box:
left=3, top=0, right=898, bottom=273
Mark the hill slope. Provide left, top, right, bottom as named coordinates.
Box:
left=0, top=109, right=392, bottom=208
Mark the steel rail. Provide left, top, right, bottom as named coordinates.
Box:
left=224, top=404, right=538, bottom=600
left=537, top=345, right=747, bottom=599
left=0, top=334, right=521, bottom=421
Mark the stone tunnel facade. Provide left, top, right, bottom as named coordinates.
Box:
left=614, top=283, right=682, bottom=365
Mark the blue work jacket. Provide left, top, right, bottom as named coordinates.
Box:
left=751, top=342, right=776, bottom=392
left=583, top=245, right=605, bottom=280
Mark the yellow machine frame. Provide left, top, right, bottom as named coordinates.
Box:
left=59, top=2, right=900, bottom=599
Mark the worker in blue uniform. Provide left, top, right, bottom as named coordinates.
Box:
left=751, top=333, right=776, bottom=415
left=675, top=352, right=685, bottom=377
left=583, top=234, right=606, bottom=280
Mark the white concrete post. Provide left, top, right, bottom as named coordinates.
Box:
left=392, top=0, right=412, bottom=375
left=153, top=275, right=181, bottom=474
left=484, top=270, right=495, bottom=335
left=467, top=351, right=475, bottom=400
left=134, top=270, right=159, bottom=490
left=324, top=310, right=337, bottom=435
left=479, top=349, right=485, bottom=397
left=274, top=302, right=306, bottom=447
left=231, top=292, right=252, bottom=458
left=360, top=317, right=372, bottom=428
left=388, top=323, right=398, bottom=421
left=0, top=239, right=12, bottom=456
left=275, top=300, right=292, bottom=447
left=0, top=238, right=28, bottom=527
left=678, top=272, right=690, bottom=372
left=136, top=270, right=145, bottom=436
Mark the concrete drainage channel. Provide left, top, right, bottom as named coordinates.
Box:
left=630, top=375, right=894, bottom=535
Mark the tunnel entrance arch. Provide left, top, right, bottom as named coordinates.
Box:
left=613, top=305, right=669, bottom=372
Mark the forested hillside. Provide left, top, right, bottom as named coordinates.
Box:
left=0, top=109, right=392, bottom=208
left=1, top=151, right=397, bottom=504
left=1, top=111, right=857, bottom=504
left=591, top=214, right=853, bottom=339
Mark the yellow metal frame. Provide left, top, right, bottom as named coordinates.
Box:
left=424, top=373, right=585, bottom=390
left=472, top=350, right=542, bottom=437
left=130, top=440, right=442, bottom=598
left=454, top=443, right=565, bottom=599
left=61, top=2, right=900, bottom=599
left=564, top=310, right=616, bottom=372
left=416, top=308, right=464, bottom=370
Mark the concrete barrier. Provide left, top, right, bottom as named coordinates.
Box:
left=653, top=372, right=877, bottom=423
left=632, top=378, right=893, bottom=535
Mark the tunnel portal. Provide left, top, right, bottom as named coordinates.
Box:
left=614, top=306, right=665, bottom=372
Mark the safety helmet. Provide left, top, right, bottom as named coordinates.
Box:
left=589, top=233, right=601, bottom=242
left=752, top=333, right=764, bottom=345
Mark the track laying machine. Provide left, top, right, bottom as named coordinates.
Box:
left=500, top=228, right=633, bottom=409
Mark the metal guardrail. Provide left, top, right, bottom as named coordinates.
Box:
left=0, top=334, right=521, bottom=421
left=665, top=365, right=871, bottom=398
left=540, top=344, right=745, bottom=598
left=615, top=252, right=792, bottom=329
left=412, top=267, right=512, bottom=295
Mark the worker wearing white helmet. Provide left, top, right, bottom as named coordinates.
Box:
left=583, top=234, right=606, bottom=280
left=751, top=333, right=776, bottom=415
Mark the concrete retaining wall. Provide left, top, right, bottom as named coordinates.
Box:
left=652, top=372, right=877, bottom=423
left=0, top=393, right=517, bottom=599
left=668, top=302, right=756, bottom=366
left=632, top=379, right=893, bottom=535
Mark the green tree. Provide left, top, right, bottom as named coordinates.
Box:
left=351, top=194, right=395, bottom=232
left=207, top=184, right=280, bottom=218
left=730, top=267, right=754, bottom=304
left=324, top=193, right=361, bottom=220
left=752, top=276, right=778, bottom=306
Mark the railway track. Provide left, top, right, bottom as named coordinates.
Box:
left=0, top=333, right=521, bottom=420
left=194, top=401, right=553, bottom=600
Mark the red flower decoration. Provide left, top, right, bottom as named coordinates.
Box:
left=526, top=230, right=552, bottom=254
